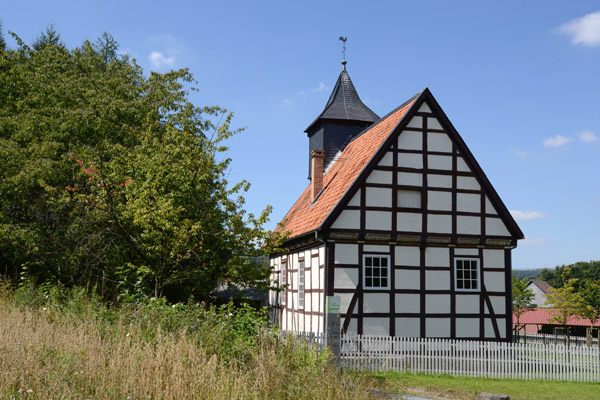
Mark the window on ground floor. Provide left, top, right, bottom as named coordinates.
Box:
left=455, top=258, right=479, bottom=292
left=363, top=254, right=390, bottom=290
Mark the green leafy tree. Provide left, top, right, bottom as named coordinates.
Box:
left=512, top=277, right=536, bottom=340
left=545, top=277, right=584, bottom=345
left=580, top=281, right=600, bottom=346
left=0, top=29, right=286, bottom=300
left=0, top=21, right=6, bottom=51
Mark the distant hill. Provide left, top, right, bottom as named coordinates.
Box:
left=512, top=269, right=543, bottom=280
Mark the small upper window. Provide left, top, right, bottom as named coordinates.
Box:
left=298, top=259, right=305, bottom=309
left=363, top=255, right=390, bottom=290
left=398, top=190, right=421, bottom=208
left=280, top=260, right=287, bottom=305
left=455, top=258, right=479, bottom=291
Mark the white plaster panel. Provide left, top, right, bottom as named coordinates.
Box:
left=457, top=215, right=481, bottom=235
left=483, top=249, right=504, bottom=269
left=398, top=153, right=423, bottom=168
left=457, top=176, right=480, bottom=190
left=425, top=247, right=449, bottom=267
left=485, top=196, right=497, bottom=215
left=484, top=271, right=505, bottom=292
left=484, top=318, right=499, bottom=338
left=319, top=246, right=325, bottom=261
left=378, top=152, right=394, bottom=167
left=395, top=269, right=420, bottom=290
left=362, top=318, right=390, bottom=336
left=311, top=263, right=320, bottom=289
left=427, top=132, right=452, bottom=152
left=331, top=210, right=360, bottom=229
left=427, top=174, right=452, bottom=188
left=395, top=318, right=421, bottom=337
left=418, top=103, right=432, bottom=113
left=366, top=211, right=392, bottom=231
left=456, top=318, right=479, bottom=338
left=454, top=248, right=479, bottom=256
left=364, top=293, right=390, bottom=313
left=457, top=157, right=470, bottom=172
left=334, top=267, right=359, bottom=289
left=426, top=318, right=451, bottom=338
left=426, top=294, right=451, bottom=314
left=457, top=193, right=481, bottom=213
left=366, top=187, right=392, bottom=208
left=334, top=243, right=359, bottom=265
left=312, top=315, right=322, bottom=333
left=397, top=212, right=422, bottom=232
left=395, top=246, right=421, bottom=266
left=397, top=130, right=423, bottom=150
left=497, top=318, right=506, bottom=338
left=488, top=296, right=506, bottom=315
left=486, top=218, right=511, bottom=236
left=427, top=117, right=443, bottom=130
left=427, top=190, right=452, bottom=211
left=344, top=318, right=358, bottom=337
left=398, top=172, right=423, bottom=186
left=335, top=292, right=354, bottom=315
left=395, top=293, right=420, bottom=313
left=428, top=155, right=453, bottom=170
left=367, top=170, right=393, bottom=185
left=426, top=270, right=450, bottom=290
left=311, top=293, right=320, bottom=313
left=348, top=189, right=361, bottom=207
left=456, top=294, right=480, bottom=314
left=427, top=214, right=452, bottom=234
left=406, top=116, right=423, bottom=129
left=364, top=245, right=389, bottom=253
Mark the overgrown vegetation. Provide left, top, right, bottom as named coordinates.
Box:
left=0, top=281, right=373, bottom=399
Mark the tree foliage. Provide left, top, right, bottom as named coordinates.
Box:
left=0, top=28, right=286, bottom=301
left=539, top=260, right=600, bottom=290
left=545, top=276, right=585, bottom=342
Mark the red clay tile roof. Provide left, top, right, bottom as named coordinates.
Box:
left=276, top=98, right=417, bottom=238
left=528, top=280, right=554, bottom=294
left=514, top=308, right=600, bottom=327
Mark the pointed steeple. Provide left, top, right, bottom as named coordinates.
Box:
left=305, top=62, right=379, bottom=134
left=305, top=62, right=379, bottom=179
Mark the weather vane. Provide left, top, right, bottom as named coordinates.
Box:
left=339, top=36, right=348, bottom=61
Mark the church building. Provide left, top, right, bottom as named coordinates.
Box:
left=269, top=61, right=523, bottom=342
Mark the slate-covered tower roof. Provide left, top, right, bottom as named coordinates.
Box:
left=306, top=61, right=379, bottom=178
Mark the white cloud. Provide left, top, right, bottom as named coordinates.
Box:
left=578, top=129, right=597, bottom=142
left=558, top=11, right=600, bottom=46
left=281, top=99, right=294, bottom=110
left=510, top=148, right=528, bottom=158
left=312, top=82, right=330, bottom=93
left=149, top=51, right=176, bottom=69
left=510, top=210, right=546, bottom=221
left=543, top=134, right=571, bottom=148
left=521, top=237, right=549, bottom=246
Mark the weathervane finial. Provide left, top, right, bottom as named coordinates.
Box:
left=339, top=36, right=348, bottom=69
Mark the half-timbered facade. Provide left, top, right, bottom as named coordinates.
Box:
left=269, top=64, right=523, bottom=342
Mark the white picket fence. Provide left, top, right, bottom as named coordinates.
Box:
left=515, top=332, right=599, bottom=347
left=340, top=335, right=600, bottom=382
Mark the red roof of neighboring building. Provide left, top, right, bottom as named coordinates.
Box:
left=276, top=97, right=417, bottom=238
left=514, top=308, right=600, bottom=327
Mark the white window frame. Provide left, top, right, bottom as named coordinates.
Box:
left=363, top=254, right=391, bottom=290
left=298, top=258, right=305, bottom=309
left=454, top=258, right=480, bottom=292
left=280, top=259, right=287, bottom=305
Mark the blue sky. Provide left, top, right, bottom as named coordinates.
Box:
left=2, top=1, right=599, bottom=270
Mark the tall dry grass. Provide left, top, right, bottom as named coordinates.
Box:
left=0, top=286, right=374, bottom=399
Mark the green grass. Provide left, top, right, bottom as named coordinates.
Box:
left=370, top=371, right=600, bottom=400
